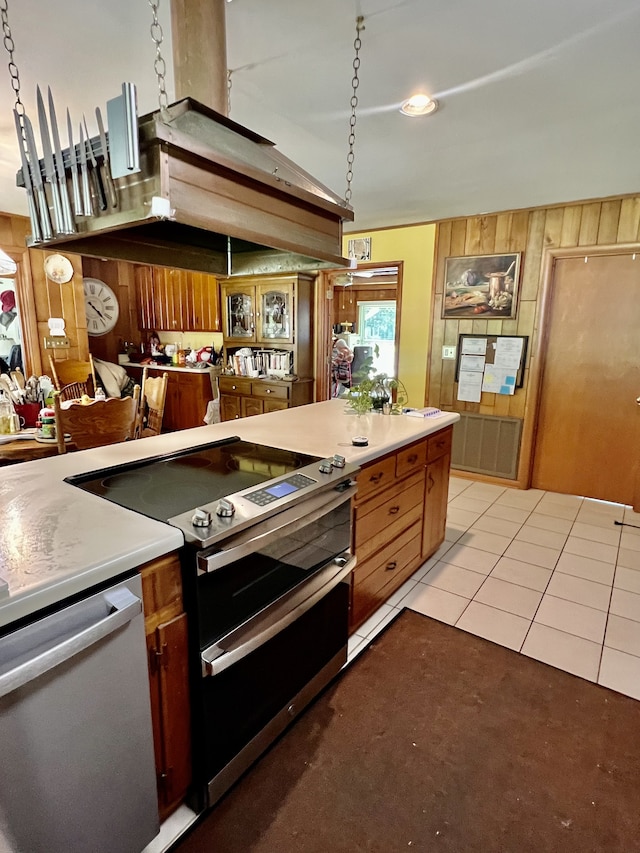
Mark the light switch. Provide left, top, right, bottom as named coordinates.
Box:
left=442, top=346, right=456, bottom=360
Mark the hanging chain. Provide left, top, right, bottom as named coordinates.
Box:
left=345, top=16, right=365, bottom=206
left=149, top=0, right=169, bottom=115
left=227, top=69, right=232, bottom=116
left=1, top=0, right=24, bottom=121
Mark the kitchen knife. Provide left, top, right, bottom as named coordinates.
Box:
left=36, top=85, right=63, bottom=234
left=78, top=123, right=93, bottom=216
left=66, top=108, right=83, bottom=217
left=95, top=106, right=118, bottom=208
left=82, top=115, right=107, bottom=211
left=22, top=113, right=53, bottom=241
left=47, top=87, right=75, bottom=233
left=13, top=110, right=43, bottom=243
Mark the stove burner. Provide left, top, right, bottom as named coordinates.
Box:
left=165, top=455, right=214, bottom=470
left=101, top=471, right=153, bottom=489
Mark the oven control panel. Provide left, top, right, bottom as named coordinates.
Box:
left=244, top=473, right=317, bottom=507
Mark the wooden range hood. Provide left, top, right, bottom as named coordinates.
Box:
left=29, top=0, right=353, bottom=276
left=41, top=98, right=354, bottom=276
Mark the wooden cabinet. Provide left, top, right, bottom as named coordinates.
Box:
left=218, top=375, right=313, bottom=421
left=220, top=273, right=314, bottom=379
left=127, top=365, right=215, bottom=431
left=135, top=265, right=221, bottom=332
left=350, top=426, right=453, bottom=631
left=140, top=552, right=191, bottom=820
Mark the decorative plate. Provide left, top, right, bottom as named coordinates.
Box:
left=44, top=254, right=74, bottom=284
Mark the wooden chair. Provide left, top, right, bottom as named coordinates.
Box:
left=49, top=354, right=97, bottom=401
left=135, top=367, right=169, bottom=438
left=53, top=385, right=140, bottom=454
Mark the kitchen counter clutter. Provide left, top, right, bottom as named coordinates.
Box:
left=0, top=400, right=458, bottom=630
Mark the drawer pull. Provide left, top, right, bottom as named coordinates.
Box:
left=234, top=414, right=240, bottom=419
left=232, top=384, right=237, bottom=390
left=266, top=389, right=272, bottom=394
left=388, top=505, right=400, bottom=515
left=370, top=472, right=384, bottom=484
left=385, top=561, right=397, bottom=571
left=408, top=454, right=418, bottom=464
left=427, top=472, right=435, bottom=492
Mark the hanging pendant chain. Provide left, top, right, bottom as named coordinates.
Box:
left=149, top=0, right=169, bottom=115
left=345, top=15, right=365, bottom=206
left=0, top=0, right=24, bottom=121
left=227, top=69, right=232, bottom=116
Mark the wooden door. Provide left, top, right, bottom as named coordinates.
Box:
left=532, top=252, right=640, bottom=506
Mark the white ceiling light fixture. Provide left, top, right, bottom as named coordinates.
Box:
left=400, top=94, right=438, bottom=117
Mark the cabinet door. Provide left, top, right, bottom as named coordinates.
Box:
left=256, top=281, right=293, bottom=343
left=241, top=396, right=264, bottom=418
left=221, top=285, right=256, bottom=341
left=152, top=613, right=191, bottom=819
left=263, top=398, right=289, bottom=413
left=220, top=394, right=242, bottom=421
left=135, top=265, right=156, bottom=330
left=189, top=273, right=221, bottom=332
left=153, top=268, right=184, bottom=333
left=423, top=452, right=450, bottom=558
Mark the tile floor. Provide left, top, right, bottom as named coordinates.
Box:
left=347, top=475, right=640, bottom=701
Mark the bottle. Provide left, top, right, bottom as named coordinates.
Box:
left=94, top=387, right=106, bottom=401
left=0, top=391, right=12, bottom=435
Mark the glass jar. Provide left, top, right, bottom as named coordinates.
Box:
left=0, top=392, right=12, bottom=435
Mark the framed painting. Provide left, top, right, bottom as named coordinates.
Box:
left=442, top=252, right=522, bottom=319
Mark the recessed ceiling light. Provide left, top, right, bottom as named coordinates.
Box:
left=399, top=94, right=438, bottom=117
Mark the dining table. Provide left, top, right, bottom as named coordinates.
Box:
left=0, top=431, right=75, bottom=465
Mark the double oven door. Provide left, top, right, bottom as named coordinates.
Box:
left=185, top=484, right=356, bottom=810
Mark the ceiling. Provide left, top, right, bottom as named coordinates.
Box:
left=1, top=0, right=639, bottom=235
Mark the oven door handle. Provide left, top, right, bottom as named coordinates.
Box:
left=197, top=486, right=355, bottom=574
left=201, top=555, right=356, bottom=677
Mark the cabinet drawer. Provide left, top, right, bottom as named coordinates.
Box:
left=355, top=455, right=397, bottom=502
left=351, top=523, right=422, bottom=629
left=396, top=441, right=427, bottom=479
left=355, top=478, right=425, bottom=563
left=218, top=376, right=253, bottom=395
left=251, top=382, right=288, bottom=401
left=427, top=427, right=452, bottom=463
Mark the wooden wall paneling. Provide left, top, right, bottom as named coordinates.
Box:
left=543, top=207, right=564, bottom=248
left=493, top=213, right=512, bottom=252
left=597, top=200, right=622, bottom=244
left=449, top=219, right=467, bottom=257
left=616, top=198, right=640, bottom=242
left=464, top=216, right=485, bottom=255
left=507, top=210, right=530, bottom=252
left=560, top=205, right=583, bottom=247
left=427, top=292, right=445, bottom=405
left=519, top=209, right=546, bottom=302
left=578, top=202, right=602, bottom=245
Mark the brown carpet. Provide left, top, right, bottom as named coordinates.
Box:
left=176, top=610, right=640, bottom=853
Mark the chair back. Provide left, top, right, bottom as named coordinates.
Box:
left=49, top=354, right=97, bottom=400
left=53, top=385, right=140, bottom=454
left=136, top=368, right=169, bottom=438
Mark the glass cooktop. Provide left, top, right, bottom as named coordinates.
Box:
left=65, top=437, right=319, bottom=522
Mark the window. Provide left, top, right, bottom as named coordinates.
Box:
left=356, top=301, right=396, bottom=376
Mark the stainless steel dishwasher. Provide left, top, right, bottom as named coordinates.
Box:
left=0, top=574, right=159, bottom=853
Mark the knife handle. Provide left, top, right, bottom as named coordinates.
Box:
left=26, top=189, right=43, bottom=243
left=93, top=164, right=108, bottom=211
left=70, top=162, right=83, bottom=217
left=81, top=163, right=93, bottom=216
left=102, top=164, right=118, bottom=208
left=59, top=176, right=76, bottom=233
left=34, top=186, right=53, bottom=241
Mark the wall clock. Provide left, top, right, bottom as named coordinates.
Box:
left=83, top=277, right=119, bottom=336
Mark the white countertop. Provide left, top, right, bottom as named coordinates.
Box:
left=0, top=400, right=458, bottom=629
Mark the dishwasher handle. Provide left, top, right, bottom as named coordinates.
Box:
left=0, top=586, right=142, bottom=700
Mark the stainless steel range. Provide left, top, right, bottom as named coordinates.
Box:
left=66, top=436, right=359, bottom=810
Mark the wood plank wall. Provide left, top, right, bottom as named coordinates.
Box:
left=428, top=195, right=640, bottom=431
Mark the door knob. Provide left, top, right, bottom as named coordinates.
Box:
left=637, top=397, right=640, bottom=405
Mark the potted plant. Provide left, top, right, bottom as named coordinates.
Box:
left=345, top=349, right=407, bottom=415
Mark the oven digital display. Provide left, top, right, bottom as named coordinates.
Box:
left=265, top=481, right=298, bottom=498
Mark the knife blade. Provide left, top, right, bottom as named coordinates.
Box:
left=47, top=87, right=75, bottom=233
left=82, top=114, right=107, bottom=211
left=66, top=108, right=83, bottom=217
left=78, top=123, right=93, bottom=216
left=22, top=113, right=53, bottom=242
left=36, top=85, right=63, bottom=234
left=13, top=110, right=43, bottom=243
left=95, top=106, right=118, bottom=208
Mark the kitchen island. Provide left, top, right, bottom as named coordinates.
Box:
left=0, top=399, right=458, bottom=851
left=0, top=399, right=458, bottom=630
